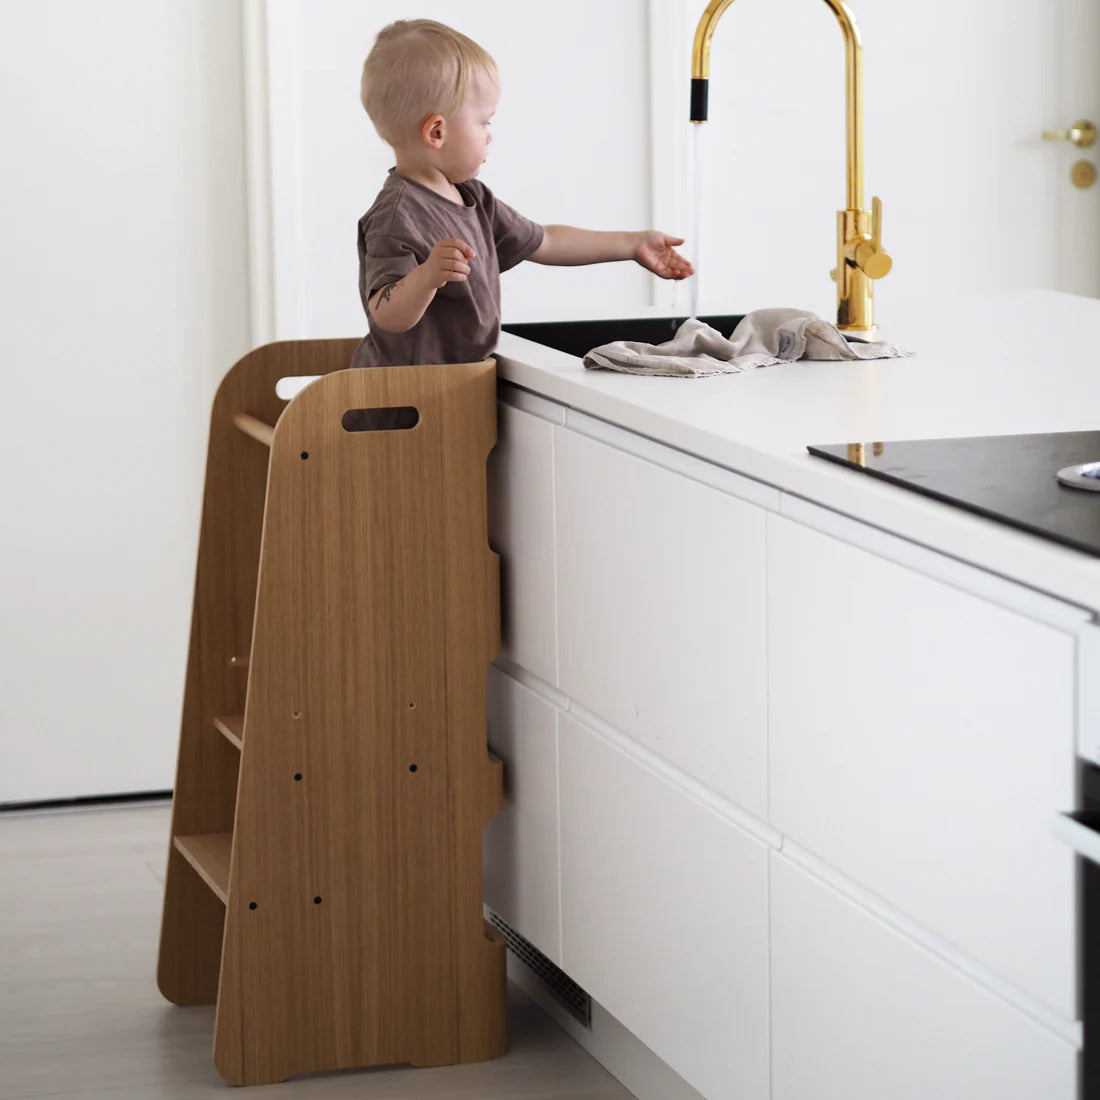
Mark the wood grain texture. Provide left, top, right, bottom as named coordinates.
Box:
left=157, top=340, right=357, bottom=1009
left=232, top=412, right=275, bottom=447
left=437, top=359, right=507, bottom=1064
left=174, top=834, right=232, bottom=903
left=158, top=348, right=505, bottom=1085
left=156, top=846, right=228, bottom=1007
left=213, top=715, right=244, bottom=750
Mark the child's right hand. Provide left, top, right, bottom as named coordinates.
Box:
left=422, top=238, right=475, bottom=289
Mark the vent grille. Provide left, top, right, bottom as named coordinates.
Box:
left=488, top=911, right=592, bottom=1028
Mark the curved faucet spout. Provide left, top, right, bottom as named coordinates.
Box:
left=691, top=0, right=863, bottom=209
left=689, top=0, right=891, bottom=335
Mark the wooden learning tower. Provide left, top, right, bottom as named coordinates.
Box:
left=156, top=340, right=507, bottom=1086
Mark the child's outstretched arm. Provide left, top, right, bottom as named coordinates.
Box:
left=369, top=237, right=476, bottom=332
left=529, top=226, right=693, bottom=280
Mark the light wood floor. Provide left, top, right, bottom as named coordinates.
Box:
left=0, top=804, right=634, bottom=1099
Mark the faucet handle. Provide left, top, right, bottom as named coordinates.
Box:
left=855, top=196, right=892, bottom=280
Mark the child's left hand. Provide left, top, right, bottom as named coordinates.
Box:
left=634, top=232, right=694, bottom=280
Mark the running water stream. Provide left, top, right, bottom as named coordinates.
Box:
left=689, top=121, right=704, bottom=319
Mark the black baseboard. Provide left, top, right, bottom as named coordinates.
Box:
left=0, top=790, right=173, bottom=814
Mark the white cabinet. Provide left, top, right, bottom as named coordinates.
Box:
left=485, top=388, right=1085, bottom=1096
left=487, top=400, right=558, bottom=686
left=768, top=514, right=1077, bottom=1017
left=554, top=427, right=769, bottom=817
left=484, top=667, right=561, bottom=963
left=770, top=854, right=1076, bottom=1100
left=558, top=712, right=769, bottom=1100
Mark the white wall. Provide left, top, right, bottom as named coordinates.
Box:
left=262, top=0, right=654, bottom=338
left=1, top=2, right=251, bottom=802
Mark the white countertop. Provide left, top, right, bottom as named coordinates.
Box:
left=495, top=289, right=1100, bottom=616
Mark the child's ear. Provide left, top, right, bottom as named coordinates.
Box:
left=421, top=114, right=445, bottom=150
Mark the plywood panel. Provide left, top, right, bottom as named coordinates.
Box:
left=196, top=355, right=506, bottom=1084
left=157, top=339, right=357, bottom=1011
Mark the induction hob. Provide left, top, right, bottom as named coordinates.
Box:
left=808, top=430, right=1100, bottom=558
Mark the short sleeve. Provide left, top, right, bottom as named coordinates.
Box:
left=358, top=232, right=421, bottom=311
left=484, top=188, right=545, bottom=273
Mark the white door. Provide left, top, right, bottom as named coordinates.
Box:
left=1, top=2, right=251, bottom=803
left=649, top=0, right=1100, bottom=318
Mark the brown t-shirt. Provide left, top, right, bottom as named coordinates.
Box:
left=351, top=171, right=544, bottom=368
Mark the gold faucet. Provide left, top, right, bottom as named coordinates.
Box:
left=691, top=0, right=892, bottom=336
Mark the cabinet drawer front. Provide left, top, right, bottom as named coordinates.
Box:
left=771, top=855, right=1076, bottom=1100
left=555, top=427, right=768, bottom=816
left=768, top=515, right=1076, bottom=1016
left=559, top=713, right=769, bottom=1100
left=484, top=668, right=561, bottom=964
left=488, top=403, right=557, bottom=685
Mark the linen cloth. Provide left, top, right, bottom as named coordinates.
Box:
left=583, top=308, right=910, bottom=377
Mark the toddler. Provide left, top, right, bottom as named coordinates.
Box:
left=352, top=19, right=693, bottom=369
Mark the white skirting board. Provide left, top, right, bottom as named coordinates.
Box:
left=505, top=951, right=705, bottom=1100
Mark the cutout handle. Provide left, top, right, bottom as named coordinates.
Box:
left=275, top=375, right=321, bottom=400
left=341, top=406, right=419, bottom=432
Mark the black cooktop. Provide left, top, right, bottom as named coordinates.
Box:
left=808, top=430, right=1100, bottom=558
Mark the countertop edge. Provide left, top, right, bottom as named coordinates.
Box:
left=495, top=338, right=1100, bottom=620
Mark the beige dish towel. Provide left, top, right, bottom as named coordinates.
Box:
left=583, top=308, right=911, bottom=377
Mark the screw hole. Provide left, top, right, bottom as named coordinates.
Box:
left=300, top=451, right=309, bottom=460
left=408, top=701, right=416, bottom=709
left=249, top=902, right=257, bottom=910
left=409, top=764, right=418, bottom=773
left=313, top=896, right=322, bottom=905
left=294, top=773, right=302, bottom=781
left=292, top=710, right=302, bottom=720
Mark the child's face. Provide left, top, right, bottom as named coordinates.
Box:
left=442, top=69, right=499, bottom=182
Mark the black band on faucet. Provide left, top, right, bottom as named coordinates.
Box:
left=690, top=79, right=709, bottom=122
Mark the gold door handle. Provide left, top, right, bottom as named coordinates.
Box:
left=1042, top=120, right=1096, bottom=148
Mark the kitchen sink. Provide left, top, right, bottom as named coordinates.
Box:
left=501, top=314, right=745, bottom=358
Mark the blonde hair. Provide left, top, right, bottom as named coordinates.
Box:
left=361, top=20, right=498, bottom=145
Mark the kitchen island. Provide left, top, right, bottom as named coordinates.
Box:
left=482, top=289, right=1100, bottom=1100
